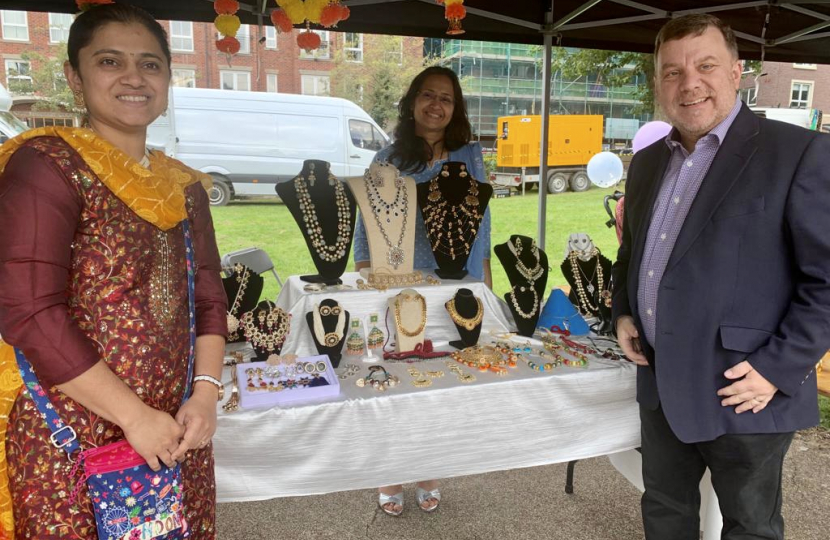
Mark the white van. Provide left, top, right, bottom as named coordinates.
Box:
left=147, top=88, right=389, bottom=205
left=750, top=107, right=823, bottom=131
left=0, top=84, right=28, bottom=143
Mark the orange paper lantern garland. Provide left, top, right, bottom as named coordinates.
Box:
left=216, top=36, right=241, bottom=55
left=439, top=0, right=467, bottom=35
left=271, top=9, right=294, bottom=33
left=296, top=29, right=322, bottom=52
left=214, top=0, right=242, bottom=59
left=214, top=0, right=240, bottom=14
left=272, top=0, right=351, bottom=50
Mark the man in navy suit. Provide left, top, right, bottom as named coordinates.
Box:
left=612, top=13, right=829, bottom=540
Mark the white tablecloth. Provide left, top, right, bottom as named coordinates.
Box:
left=273, top=272, right=517, bottom=357
left=214, top=348, right=639, bottom=502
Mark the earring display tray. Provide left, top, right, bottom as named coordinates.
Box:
left=236, top=354, right=340, bottom=409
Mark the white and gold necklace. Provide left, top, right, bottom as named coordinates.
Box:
left=313, top=302, right=346, bottom=347
left=295, top=164, right=351, bottom=263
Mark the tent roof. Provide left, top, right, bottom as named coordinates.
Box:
left=10, top=1, right=830, bottom=64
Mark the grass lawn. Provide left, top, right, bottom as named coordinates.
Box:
left=210, top=185, right=623, bottom=300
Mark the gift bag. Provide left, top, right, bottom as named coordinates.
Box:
left=538, top=289, right=590, bottom=336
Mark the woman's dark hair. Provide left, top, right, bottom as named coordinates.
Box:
left=68, top=3, right=172, bottom=74
left=389, top=66, right=472, bottom=173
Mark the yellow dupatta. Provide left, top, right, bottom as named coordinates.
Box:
left=0, top=127, right=212, bottom=538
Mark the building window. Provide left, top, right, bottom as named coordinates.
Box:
left=172, top=68, right=196, bottom=88
left=220, top=70, right=250, bottom=91
left=299, top=31, right=330, bottom=60
left=790, top=81, right=813, bottom=109
left=264, top=26, right=277, bottom=49
left=238, top=24, right=250, bottom=54
left=793, top=63, right=817, bottom=70
left=344, top=33, right=363, bottom=63
left=739, top=87, right=757, bottom=106
left=266, top=73, right=278, bottom=93
left=48, top=13, right=73, bottom=43
left=5, top=59, right=32, bottom=93
left=386, top=36, right=404, bottom=65
left=170, top=21, right=194, bottom=52
left=1, top=11, right=28, bottom=41
left=301, top=74, right=330, bottom=96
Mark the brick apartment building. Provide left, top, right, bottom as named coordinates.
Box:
left=0, top=10, right=422, bottom=127
left=739, top=60, right=830, bottom=130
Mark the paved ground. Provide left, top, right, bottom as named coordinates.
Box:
left=217, top=428, right=830, bottom=540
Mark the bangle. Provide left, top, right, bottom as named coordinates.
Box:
left=193, top=374, right=224, bottom=400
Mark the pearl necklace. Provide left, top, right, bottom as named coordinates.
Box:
left=295, top=165, right=351, bottom=263
left=364, top=163, right=408, bottom=269
left=507, top=237, right=544, bottom=283
left=507, top=284, right=539, bottom=320
left=568, top=248, right=604, bottom=314
left=313, top=302, right=346, bottom=348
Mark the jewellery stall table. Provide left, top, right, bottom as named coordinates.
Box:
left=213, top=274, right=723, bottom=540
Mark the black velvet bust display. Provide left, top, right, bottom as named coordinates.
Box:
left=223, top=265, right=264, bottom=344
left=494, top=235, right=549, bottom=337
left=560, top=250, right=613, bottom=333
left=276, top=159, right=357, bottom=285
left=305, top=298, right=350, bottom=368
left=445, top=288, right=483, bottom=349
left=417, top=161, right=493, bottom=280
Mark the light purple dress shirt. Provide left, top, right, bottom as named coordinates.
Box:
left=638, top=98, right=743, bottom=347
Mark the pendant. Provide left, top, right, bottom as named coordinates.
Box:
left=587, top=283, right=595, bottom=295
left=227, top=313, right=240, bottom=334
left=428, top=190, right=441, bottom=203
left=465, top=195, right=478, bottom=206
left=388, top=247, right=405, bottom=269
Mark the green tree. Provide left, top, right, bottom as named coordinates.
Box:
left=330, top=35, right=428, bottom=130
left=21, top=43, right=77, bottom=112
left=549, top=48, right=655, bottom=115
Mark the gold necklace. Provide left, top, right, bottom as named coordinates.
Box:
left=226, top=263, right=250, bottom=338
left=241, top=303, right=291, bottom=352
left=393, top=292, right=427, bottom=337
left=422, top=163, right=483, bottom=261
left=568, top=249, right=603, bottom=314
left=294, top=162, right=351, bottom=263
left=445, top=296, right=483, bottom=331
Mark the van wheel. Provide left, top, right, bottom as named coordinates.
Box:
left=570, top=172, right=591, bottom=192
left=547, top=172, right=569, bottom=195
left=208, top=177, right=231, bottom=206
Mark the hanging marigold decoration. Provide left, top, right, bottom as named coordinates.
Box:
left=274, top=0, right=351, bottom=50
left=76, top=0, right=114, bottom=10
left=214, top=0, right=242, bottom=60
left=214, top=0, right=240, bottom=14
left=441, top=0, right=467, bottom=35
left=296, top=28, right=322, bottom=52
left=271, top=9, right=294, bottom=33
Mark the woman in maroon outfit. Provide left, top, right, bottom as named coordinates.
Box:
left=0, top=5, right=227, bottom=538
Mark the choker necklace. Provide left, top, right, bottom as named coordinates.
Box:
left=393, top=292, right=427, bottom=338
left=313, top=302, right=346, bottom=348
left=507, top=284, right=539, bottom=320
left=422, top=164, right=483, bottom=261
left=364, top=163, right=409, bottom=269
left=568, top=248, right=604, bottom=314
left=507, top=237, right=544, bottom=283
left=445, top=296, right=483, bottom=331
left=295, top=163, right=351, bottom=263
left=241, top=302, right=291, bottom=353
left=226, top=263, right=250, bottom=338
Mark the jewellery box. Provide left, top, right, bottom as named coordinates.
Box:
left=236, top=354, right=340, bottom=409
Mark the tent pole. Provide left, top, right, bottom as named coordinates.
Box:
left=537, top=5, right=554, bottom=251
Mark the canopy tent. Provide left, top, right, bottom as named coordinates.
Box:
left=13, top=0, right=830, bottom=247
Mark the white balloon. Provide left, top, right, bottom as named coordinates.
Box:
left=587, top=152, right=624, bottom=188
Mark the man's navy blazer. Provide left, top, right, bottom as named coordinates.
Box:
left=611, top=103, right=829, bottom=443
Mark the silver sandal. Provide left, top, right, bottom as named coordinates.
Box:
left=415, top=487, right=441, bottom=513
left=378, top=491, right=404, bottom=517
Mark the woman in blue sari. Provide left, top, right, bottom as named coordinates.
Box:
left=353, top=67, right=492, bottom=516
left=353, top=66, right=492, bottom=287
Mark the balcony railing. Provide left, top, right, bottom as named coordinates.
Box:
left=443, top=40, right=540, bottom=59
left=461, top=77, right=640, bottom=101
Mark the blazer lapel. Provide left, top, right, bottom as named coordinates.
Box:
left=664, top=106, right=760, bottom=274
left=629, top=144, right=671, bottom=317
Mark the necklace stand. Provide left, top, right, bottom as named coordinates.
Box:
left=445, top=288, right=483, bottom=349
left=494, top=235, right=548, bottom=336
left=276, top=159, right=356, bottom=285
left=560, top=248, right=613, bottom=333
left=348, top=161, right=417, bottom=276
left=417, top=161, right=493, bottom=280
left=305, top=298, right=350, bottom=368
left=387, top=289, right=427, bottom=352
left=223, top=265, right=264, bottom=343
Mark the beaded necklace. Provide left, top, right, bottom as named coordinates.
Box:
left=568, top=248, right=604, bottom=314
left=364, top=164, right=408, bottom=269
left=312, top=302, right=346, bottom=347
left=422, top=164, right=483, bottom=261
left=507, top=284, right=539, bottom=319
left=294, top=164, right=351, bottom=263
left=507, top=237, right=544, bottom=283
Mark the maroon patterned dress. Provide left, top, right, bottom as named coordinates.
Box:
left=0, top=137, right=227, bottom=539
